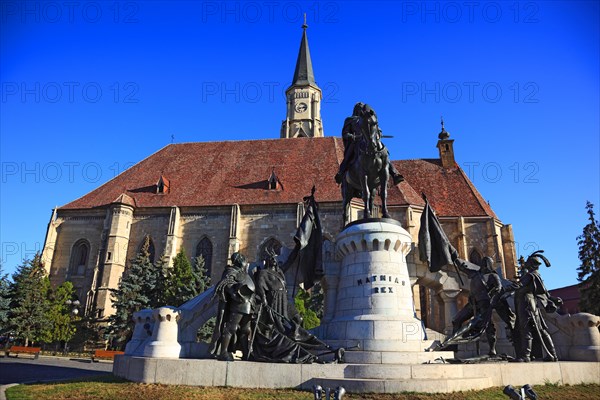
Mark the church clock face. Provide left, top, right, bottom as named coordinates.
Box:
left=295, top=102, right=308, bottom=113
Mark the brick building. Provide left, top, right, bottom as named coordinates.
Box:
left=40, top=26, right=518, bottom=334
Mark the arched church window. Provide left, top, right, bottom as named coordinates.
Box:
left=260, top=237, right=282, bottom=262
left=196, top=237, right=213, bottom=276
left=139, top=236, right=156, bottom=264
left=469, top=249, right=482, bottom=266
left=69, top=239, right=90, bottom=276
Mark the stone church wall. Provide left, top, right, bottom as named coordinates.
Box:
left=127, top=209, right=171, bottom=264
left=239, top=204, right=298, bottom=262
left=464, top=220, right=490, bottom=259
left=44, top=200, right=518, bottom=331
left=179, top=207, right=232, bottom=283
left=46, top=211, right=105, bottom=303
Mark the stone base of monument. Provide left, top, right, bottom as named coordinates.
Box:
left=113, top=356, right=600, bottom=393
left=114, top=217, right=600, bottom=393
left=315, top=219, right=447, bottom=365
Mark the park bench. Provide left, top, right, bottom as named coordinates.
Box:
left=91, top=349, right=124, bottom=362
left=5, top=346, right=41, bottom=359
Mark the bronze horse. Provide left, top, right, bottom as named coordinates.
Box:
left=340, top=104, right=392, bottom=225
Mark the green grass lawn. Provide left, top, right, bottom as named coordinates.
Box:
left=5, top=375, right=600, bottom=400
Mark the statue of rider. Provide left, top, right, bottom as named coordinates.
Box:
left=210, top=252, right=255, bottom=361
left=334, top=102, right=404, bottom=185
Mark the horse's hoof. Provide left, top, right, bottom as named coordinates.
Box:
left=383, top=214, right=391, bottom=219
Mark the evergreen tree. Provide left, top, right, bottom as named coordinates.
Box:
left=164, top=249, right=195, bottom=306
left=577, top=201, right=600, bottom=315
left=71, top=305, right=103, bottom=352
left=9, top=253, right=50, bottom=346
left=294, top=287, right=320, bottom=330
left=46, top=281, right=78, bottom=350
left=191, top=255, right=211, bottom=297
left=107, top=236, right=161, bottom=349
left=191, top=255, right=214, bottom=342
left=152, top=257, right=169, bottom=308
left=0, top=264, right=11, bottom=334
left=307, top=282, right=324, bottom=320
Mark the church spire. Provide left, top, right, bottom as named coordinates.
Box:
left=280, top=16, right=323, bottom=138
left=291, top=14, right=316, bottom=87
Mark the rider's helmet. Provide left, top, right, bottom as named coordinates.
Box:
left=479, top=257, right=495, bottom=273
left=230, top=252, right=247, bottom=269
left=353, top=102, right=364, bottom=116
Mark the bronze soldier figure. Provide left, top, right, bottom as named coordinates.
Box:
left=255, top=248, right=289, bottom=318
left=513, top=251, right=561, bottom=362
left=209, top=252, right=255, bottom=361
left=452, top=256, right=516, bottom=356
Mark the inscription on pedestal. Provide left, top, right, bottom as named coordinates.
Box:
left=356, top=275, right=406, bottom=295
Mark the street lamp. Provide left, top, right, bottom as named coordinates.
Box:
left=64, top=300, right=81, bottom=354
left=66, top=300, right=81, bottom=315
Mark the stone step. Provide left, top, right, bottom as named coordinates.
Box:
left=342, top=350, right=455, bottom=364
left=343, top=362, right=476, bottom=379
left=312, top=376, right=493, bottom=394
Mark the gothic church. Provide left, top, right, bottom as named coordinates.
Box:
left=41, top=25, right=518, bottom=335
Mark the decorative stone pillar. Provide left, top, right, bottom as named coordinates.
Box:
left=143, top=307, right=182, bottom=358
left=125, top=309, right=154, bottom=356
left=320, top=272, right=339, bottom=324
left=318, top=220, right=426, bottom=355
left=438, top=289, right=460, bottom=335
left=228, top=204, right=241, bottom=259
left=569, top=313, right=600, bottom=361
left=163, top=206, right=181, bottom=265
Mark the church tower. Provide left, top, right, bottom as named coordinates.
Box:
left=437, top=118, right=456, bottom=169
left=280, top=18, right=324, bottom=138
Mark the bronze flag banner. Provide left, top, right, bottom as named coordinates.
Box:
left=418, top=196, right=458, bottom=272
left=282, top=187, right=323, bottom=290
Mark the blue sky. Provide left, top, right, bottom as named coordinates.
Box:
left=1, top=1, right=598, bottom=290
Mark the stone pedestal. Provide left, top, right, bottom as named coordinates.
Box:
left=143, top=307, right=182, bottom=358
left=318, top=220, right=431, bottom=360
left=569, top=313, right=600, bottom=361
left=125, top=309, right=154, bottom=356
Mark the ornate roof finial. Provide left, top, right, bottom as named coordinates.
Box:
left=302, top=13, right=308, bottom=29
left=438, top=115, right=450, bottom=140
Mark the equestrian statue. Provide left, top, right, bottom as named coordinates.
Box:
left=335, top=102, right=403, bottom=226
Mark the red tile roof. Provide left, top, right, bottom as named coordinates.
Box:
left=61, top=137, right=497, bottom=218
left=393, top=159, right=497, bottom=218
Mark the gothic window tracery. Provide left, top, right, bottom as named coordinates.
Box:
left=469, top=248, right=482, bottom=265
left=69, top=239, right=90, bottom=277
left=196, top=237, right=213, bottom=276
left=139, top=236, right=156, bottom=263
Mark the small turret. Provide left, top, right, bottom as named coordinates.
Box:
left=437, top=117, right=456, bottom=169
